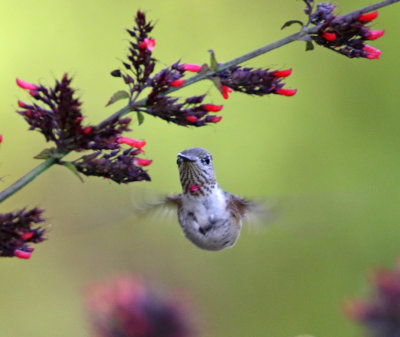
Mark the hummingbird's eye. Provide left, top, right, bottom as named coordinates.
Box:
left=201, top=156, right=211, bottom=165
left=177, top=157, right=182, bottom=165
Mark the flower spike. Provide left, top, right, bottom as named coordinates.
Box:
left=308, top=6, right=384, bottom=60
left=0, top=208, right=46, bottom=259
left=17, top=74, right=131, bottom=152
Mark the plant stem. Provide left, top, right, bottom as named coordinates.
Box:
left=0, top=157, right=57, bottom=202
left=1, top=0, right=399, bottom=204
left=347, top=0, right=400, bottom=16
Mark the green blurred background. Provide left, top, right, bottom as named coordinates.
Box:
left=1, top=0, right=399, bottom=336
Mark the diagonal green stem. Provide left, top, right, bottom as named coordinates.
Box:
left=346, top=0, right=400, bottom=16
left=0, top=158, right=58, bottom=202
left=0, top=0, right=399, bottom=204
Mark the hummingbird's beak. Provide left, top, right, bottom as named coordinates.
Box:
left=177, top=153, right=196, bottom=162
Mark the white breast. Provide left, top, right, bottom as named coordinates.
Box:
left=181, top=185, right=227, bottom=227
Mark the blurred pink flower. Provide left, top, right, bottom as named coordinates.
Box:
left=345, top=258, right=400, bottom=337
left=85, top=276, right=196, bottom=337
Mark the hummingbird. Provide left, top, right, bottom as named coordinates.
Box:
left=165, top=147, right=262, bottom=251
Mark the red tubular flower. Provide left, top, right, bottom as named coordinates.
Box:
left=322, top=32, right=337, bottom=41
left=208, top=116, right=222, bottom=123
left=16, top=78, right=38, bottom=90
left=14, top=249, right=32, bottom=259
left=273, top=69, right=292, bottom=78
left=363, top=45, right=381, bottom=59
left=366, top=30, right=385, bottom=41
left=183, top=64, right=202, bottom=72
left=205, top=115, right=222, bottom=123
left=134, top=158, right=153, bottom=166
left=358, top=11, right=378, bottom=22
left=118, top=137, right=146, bottom=148
left=203, top=104, right=223, bottom=112
left=139, top=38, right=156, bottom=52
left=29, top=90, right=40, bottom=98
left=83, top=127, right=92, bottom=134
left=366, top=54, right=380, bottom=60
left=221, top=85, right=233, bottom=99
left=21, top=232, right=34, bottom=240
left=276, top=88, right=297, bottom=97
left=170, top=79, right=185, bottom=87
left=186, top=116, right=197, bottom=123
left=0, top=135, right=3, bottom=144
left=17, top=100, right=29, bottom=108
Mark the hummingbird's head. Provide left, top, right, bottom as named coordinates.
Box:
left=177, top=147, right=217, bottom=196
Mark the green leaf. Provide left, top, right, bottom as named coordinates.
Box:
left=281, top=20, right=304, bottom=30
left=63, top=162, right=84, bottom=182
left=34, top=148, right=57, bottom=160
left=106, top=90, right=130, bottom=107
left=136, top=111, right=145, bottom=125
left=305, top=40, right=315, bottom=51
left=210, top=77, right=222, bottom=93
left=208, top=50, right=219, bottom=71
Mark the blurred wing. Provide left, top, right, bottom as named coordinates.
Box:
left=132, top=192, right=182, bottom=221
left=226, top=193, right=254, bottom=218
left=227, top=193, right=278, bottom=230
left=166, top=194, right=183, bottom=208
